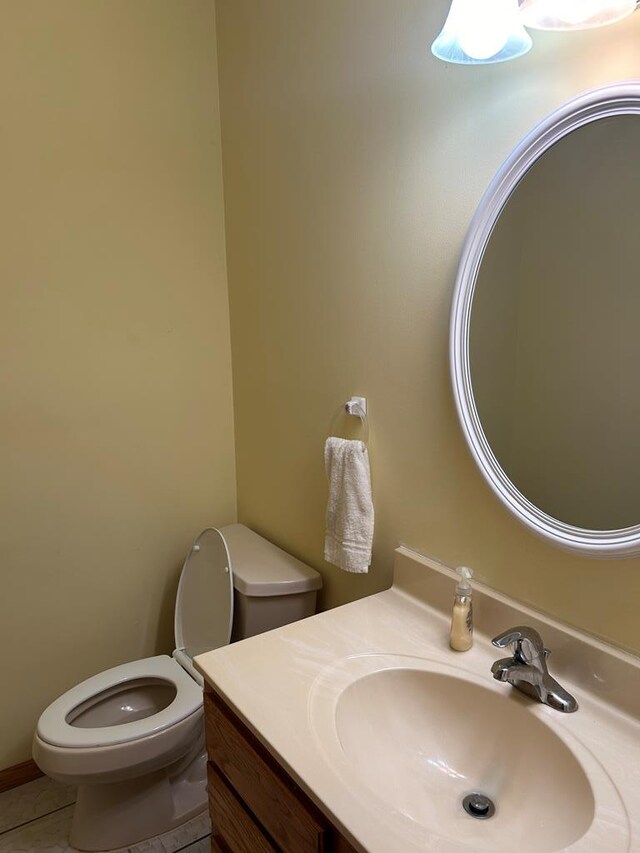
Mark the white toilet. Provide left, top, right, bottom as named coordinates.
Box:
left=33, top=524, right=321, bottom=851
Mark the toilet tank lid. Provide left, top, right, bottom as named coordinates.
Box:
left=220, top=524, right=322, bottom=597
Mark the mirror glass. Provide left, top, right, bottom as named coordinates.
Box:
left=470, top=115, right=640, bottom=531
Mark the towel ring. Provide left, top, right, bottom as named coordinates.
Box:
left=344, top=397, right=369, bottom=447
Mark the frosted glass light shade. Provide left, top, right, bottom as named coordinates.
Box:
left=432, top=0, right=532, bottom=64
left=520, top=0, right=636, bottom=30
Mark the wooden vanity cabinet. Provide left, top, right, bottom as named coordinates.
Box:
left=203, top=683, right=359, bottom=853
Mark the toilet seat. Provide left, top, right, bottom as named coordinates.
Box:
left=36, top=656, right=202, bottom=749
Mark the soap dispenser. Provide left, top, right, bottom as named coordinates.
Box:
left=450, top=566, right=473, bottom=652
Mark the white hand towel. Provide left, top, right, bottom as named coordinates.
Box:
left=324, top=437, right=374, bottom=573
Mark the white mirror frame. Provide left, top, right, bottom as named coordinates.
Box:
left=450, top=81, right=640, bottom=558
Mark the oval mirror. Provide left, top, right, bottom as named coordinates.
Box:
left=451, top=82, right=640, bottom=557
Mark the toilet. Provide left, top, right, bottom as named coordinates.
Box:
left=33, top=524, right=322, bottom=851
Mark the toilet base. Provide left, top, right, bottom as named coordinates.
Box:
left=69, top=742, right=208, bottom=851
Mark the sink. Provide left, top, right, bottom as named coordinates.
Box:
left=310, top=654, right=626, bottom=853
left=201, top=547, right=638, bottom=853
left=336, top=667, right=592, bottom=851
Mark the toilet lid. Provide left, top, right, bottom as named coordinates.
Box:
left=174, top=528, right=234, bottom=659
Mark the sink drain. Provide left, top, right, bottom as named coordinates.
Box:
left=462, top=793, right=496, bottom=820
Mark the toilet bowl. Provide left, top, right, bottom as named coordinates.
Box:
left=33, top=524, right=321, bottom=851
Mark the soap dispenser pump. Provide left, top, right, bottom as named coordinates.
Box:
left=450, top=566, right=474, bottom=652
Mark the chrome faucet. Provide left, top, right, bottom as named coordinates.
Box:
left=491, top=626, right=578, bottom=713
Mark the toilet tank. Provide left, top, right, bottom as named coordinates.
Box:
left=219, top=524, right=322, bottom=641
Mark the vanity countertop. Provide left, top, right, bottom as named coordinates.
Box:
left=195, top=547, right=640, bottom=853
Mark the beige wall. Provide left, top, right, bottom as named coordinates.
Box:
left=216, top=2, right=640, bottom=653
left=0, top=1, right=236, bottom=768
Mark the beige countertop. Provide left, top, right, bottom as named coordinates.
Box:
left=195, top=546, right=640, bottom=853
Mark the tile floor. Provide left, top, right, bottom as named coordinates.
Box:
left=0, top=776, right=211, bottom=853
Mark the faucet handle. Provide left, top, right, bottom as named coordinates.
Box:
left=491, top=626, right=546, bottom=664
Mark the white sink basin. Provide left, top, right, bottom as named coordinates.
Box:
left=310, top=654, right=628, bottom=853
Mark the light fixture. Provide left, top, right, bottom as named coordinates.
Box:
left=432, top=0, right=532, bottom=64
left=519, top=0, right=636, bottom=30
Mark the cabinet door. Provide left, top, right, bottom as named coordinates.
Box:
left=205, top=692, right=329, bottom=853
left=208, top=763, right=277, bottom=853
